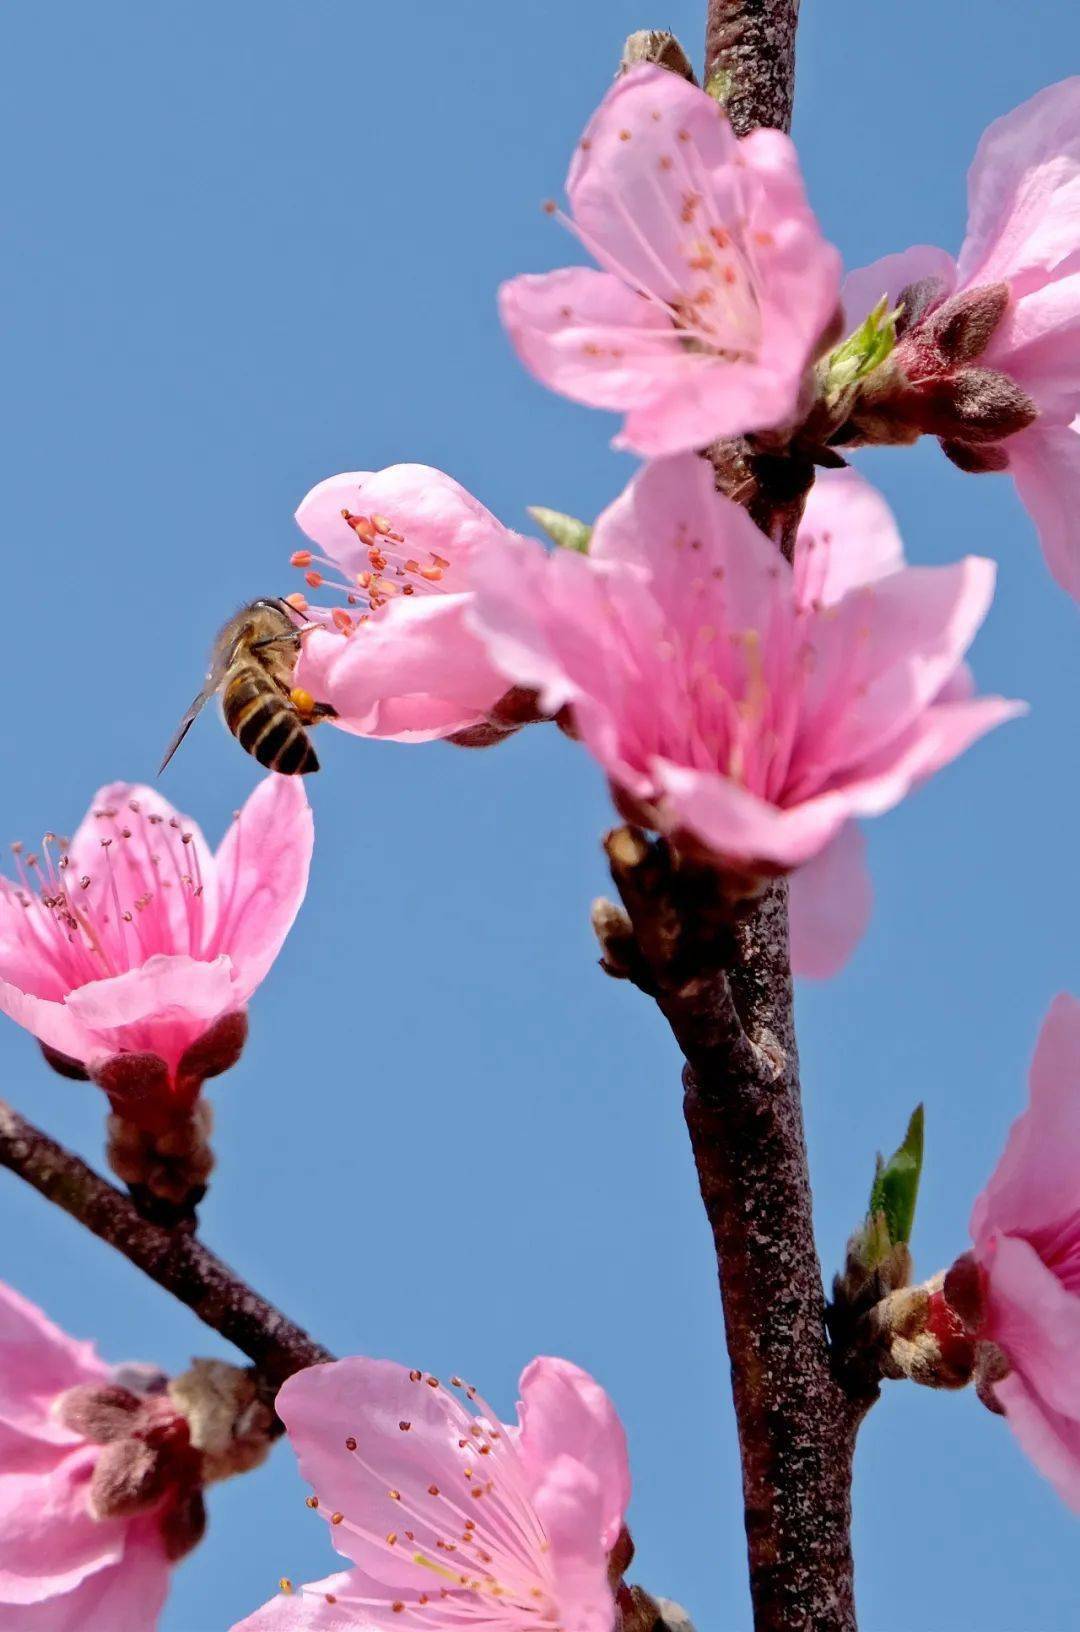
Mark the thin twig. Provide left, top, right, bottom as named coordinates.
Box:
left=705, top=0, right=800, bottom=135
left=0, top=1099, right=333, bottom=1409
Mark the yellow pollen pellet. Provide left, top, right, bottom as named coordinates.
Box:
left=290, top=688, right=315, bottom=714
left=280, top=1578, right=294, bottom=1595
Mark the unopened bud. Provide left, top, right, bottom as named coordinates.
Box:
left=90, top=1052, right=173, bottom=1134
left=591, top=897, right=639, bottom=981
left=39, top=1042, right=89, bottom=1081
left=89, top=1434, right=174, bottom=1520
left=921, top=282, right=1010, bottom=369
left=974, top=1338, right=1011, bottom=1416
left=942, top=1249, right=986, bottom=1332
left=527, top=506, right=593, bottom=555
left=55, top=1383, right=143, bottom=1444
left=175, top=1010, right=248, bottom=1103
left=872, top=1279, right=976, bottom=1389
left=168, top=1359, right=274, bottom=1485
left=619, top=31, right=696, bottom=82
left=894, top=274, right=952, bottom=338
left=940, top=438, right=1011, bottom=474
left=159, top=1485, right=208, bottom=1562
left=906, top=368, right=1039, bottom=443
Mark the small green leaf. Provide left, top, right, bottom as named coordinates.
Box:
left=823, top=296, right=903, bottom=402
left=868, top=1104, right=925, bottom=1248
left=528, top=506, right=593, bottom=554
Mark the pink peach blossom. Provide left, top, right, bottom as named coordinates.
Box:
left=232, top=1355, right=631, bottom=1631
left=0, top=775, right=312, bottom=1111
left=968, top=995, right=1080, bottom=1509
left=468, top=456, right=1021, bottom=911
left=843, top=78, right=1080, bottom=600
left=499, top=65, right=842, bottom=457
left=786, top=468, right=902, bottom=979
left=0, top=1280, right=175, bottom=1630
left=290, top=465, right=511, bottom=741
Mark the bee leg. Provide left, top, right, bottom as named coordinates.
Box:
left=310, top=701, right=338, bottom=720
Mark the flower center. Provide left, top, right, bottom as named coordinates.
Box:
left=4, top=799, right=210, bottom=992
left=288, top=510, right=453, bottom=637
left=300, top=1373, right=564, bottom=1627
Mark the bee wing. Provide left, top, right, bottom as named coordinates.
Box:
left=158, top=685, right=220, bottom=775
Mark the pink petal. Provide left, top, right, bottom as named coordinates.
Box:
left=787, top=822, right=872, bottom=979
left=971, top=995, right=1080, bottom=1246
left=652, top=758, right=851, bottom=867
left=208, top=776, right=313, bottom=1001
left=230, top=1573, right=360, bottom=1631
left=590, top=452, right=785, bottom=623
left=1008, top=420, right=1080, bottom=601
left=0, top=1522, right=170, bottom=1631
left=294, top=471, right=375, bottom=575
left=529, top=1455, right=616, bottom=1632
left=788, top=558, right=1001, bottom=792
left=841, top=245, right=957, bottom=328
left=0, top=979, right=95, bottom=1068
left=793, top=468, right=905, bottom=608
left=822, top=694, right=1026, bottom=820
left=295, top=464, right=510, bottom=585
left=567, top=65, right=741, bottom=299
left=982, top=270, right=1080, bottom=420
left=983, top=1234, right=1080, bottom=1427
left=498, top=267, right=683, bottom=412
left=516, top=1357, right=631, bottom=1551
left=63, top=954, right=238, bottom=1072
left=0, top=1448, right=125, bottom=1604
left=994, top=1368, right=1080, bottom=1514
left=616, top=355, right=811, bottom=456
left=273, top=1360, right=487, bottom=1591
left=958, top=78, right=1080, bottom=290
left=0, top=1283, right=107, bottom=1441
left=296, top=596, right=507, bottom=742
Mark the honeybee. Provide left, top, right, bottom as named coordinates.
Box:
left=159, top=598, right=335, bottom=776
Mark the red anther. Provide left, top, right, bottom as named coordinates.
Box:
left=345, top=512, right=377, bottom=544
left=371, top=514, right=393, bottom=535
left=304, top=571, right=324, bottom=588
left=331, top=608, right=353, bottom=632
left=290, top=550, right=313, bottom=568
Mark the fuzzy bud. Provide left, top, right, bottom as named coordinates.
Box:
left=940, top=438, right=1011, bottom=474
left=655, top=1601, right=697, bottom=1632
left=591, top=897, right=640, bottom=981
left=88, top=1431, right=179, bottom=1520
left=55, top=1382, right=143, bottom=1444
left=920, top=283, right=1011, bottom=370
left=871, top=1278, right=977, bottom=1389
left=619, top=31, right=696, bottom=82
left=974, top=1338, right=1011, bottom=1416
left=175, top=1010, right=248, bottom=1100
left=909, top=368, right=1039, bottom=443
left=91, top=1052, right=174, bottom=1135
left=894, top=274, right=952, bottom=338
left=159, top=1485, right=208, bottom=1562
left=167, top=1359, right=274, bottom=1485
left=107, top=1099, right=215, bottom=1225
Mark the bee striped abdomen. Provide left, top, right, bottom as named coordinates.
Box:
left=222, top=667, right=320, bottom=776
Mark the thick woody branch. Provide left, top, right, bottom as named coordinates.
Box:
left=604, top=834, right=870, bottom=1630
left=705, top=0, right=800, bottom=135
left=0, top=1099, right=333, bottom=1410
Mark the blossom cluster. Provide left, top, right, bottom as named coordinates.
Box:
left=0, top=49, right=1077, bottom=1632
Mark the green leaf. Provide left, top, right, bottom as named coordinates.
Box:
left=868, top=1104, right=925, bottom=1248
left=528, top=506, right=593, bottom=554
left=823, top=296, right=903, bottom=402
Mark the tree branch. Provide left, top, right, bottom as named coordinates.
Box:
left=605, top=836, right=871, bottom=1630
left=705, top=0, right=800, bottom=135
left=0, top=1099, right=333, bottom=1410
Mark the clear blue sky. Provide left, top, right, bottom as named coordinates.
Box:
left=1, top=3, right=1077, bottom=1628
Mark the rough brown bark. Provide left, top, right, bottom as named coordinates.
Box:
left=605, top=837, right=871, bottom=1631
left=0, top=1099, right=333, bottom=1407
left=705, top=0, right=800, bottom=135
